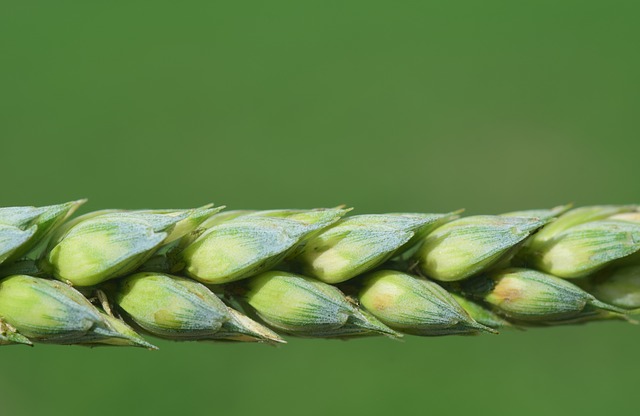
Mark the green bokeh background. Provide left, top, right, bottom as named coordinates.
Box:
left=1, top=2, right=638, bottom=415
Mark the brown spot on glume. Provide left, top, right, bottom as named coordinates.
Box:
left=371, top=293, right=396, bottom=311
left=493, top=278, right=522, bottom=303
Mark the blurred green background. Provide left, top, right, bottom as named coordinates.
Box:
left=1, top=1, right=638, bottom=415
